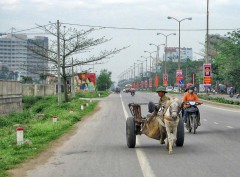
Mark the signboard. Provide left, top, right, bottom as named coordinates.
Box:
left=176, top=69, right=184, bottom=85
left=203, top=64, right=212, bottom=86
left=204, top=64, right=212, bottom=77
left=204, top=76, right=212, bottom=85
left=149, top=78, right=152, bottom=88
left=163, top=74, right=168, bottom=86
left=154, top=75, right=159, bottom=87
left=75, top=72, right=96, bottom=91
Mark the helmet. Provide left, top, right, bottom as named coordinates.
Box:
left=156, top=86, right=168, bottom=93
left=188, top=86, right=194, bottom=90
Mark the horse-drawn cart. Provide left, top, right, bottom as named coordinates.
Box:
left=126, top=102, right=185, bottom=152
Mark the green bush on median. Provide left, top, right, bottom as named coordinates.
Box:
left=198, top=94, right=240, bottom=105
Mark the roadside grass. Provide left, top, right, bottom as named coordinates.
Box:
left=75, top=91, right=110, bottom=98
left=0, top=95, right=98, bottom=177
left=198, top=94, right=240, bottom=105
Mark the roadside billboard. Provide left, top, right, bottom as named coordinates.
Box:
left=75, top=72, right=96, bottom=91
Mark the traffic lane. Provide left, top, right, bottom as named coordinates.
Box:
left=27, top=94, right=143, bottom=177
left=121, top=92, right=240, bottom=177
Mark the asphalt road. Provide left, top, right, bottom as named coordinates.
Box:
left=24, top=92, right=240, bottom=177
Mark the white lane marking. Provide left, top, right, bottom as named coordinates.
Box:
left=203, top=104, right=240, bottom=113
left=203, top=119, right=207, bottom=121
left=120, top=94, right=155, bottom=177
left=226, top=126, right=233, bottom=129
left=214, top=122, right=219, bottom=125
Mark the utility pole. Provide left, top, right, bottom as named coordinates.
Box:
left=57, top=20, right=61, bottom=105
left=206, top=0, right=209, bottom=64
left=134, top=62, right=136, bottom=82
left=72, top=57, right=75, bottom=98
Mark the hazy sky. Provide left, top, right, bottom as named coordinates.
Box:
left=0, top=0, right=239, bottom=82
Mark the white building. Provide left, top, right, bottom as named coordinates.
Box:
left=0, top=34, right=48, bottom=81
left=164, top=47, right=193, bottom=62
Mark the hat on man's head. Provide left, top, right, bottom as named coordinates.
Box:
left=156, top=86, right=168, bottom=93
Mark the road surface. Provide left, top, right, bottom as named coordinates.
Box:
left=12, top=92, right=240, bottom=177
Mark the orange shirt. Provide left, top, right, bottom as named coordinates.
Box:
left=182, top=93, right=200, bottom=108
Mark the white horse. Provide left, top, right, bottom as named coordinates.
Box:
left=163, top=97, right=181, bottom=154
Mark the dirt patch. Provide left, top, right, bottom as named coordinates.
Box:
left=8, top=105, right=101, bottom=177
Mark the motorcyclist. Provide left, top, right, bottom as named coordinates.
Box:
left=182, top=86, right=202, bottom=126
left=131, top=87, right=135, bottom=95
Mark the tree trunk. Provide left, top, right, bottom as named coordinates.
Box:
left=63, top=76, right=69, bottom=102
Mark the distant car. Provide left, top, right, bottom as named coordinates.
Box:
left=173, top=87, right=179, bottom=92
left=123, top=88, right=126, bottom=92
left=166, top=86, right=173, bottom=92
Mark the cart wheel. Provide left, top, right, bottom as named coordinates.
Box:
left=176, top=118, right=184, bottom=147
left=126, top=117, right=136, bottom=148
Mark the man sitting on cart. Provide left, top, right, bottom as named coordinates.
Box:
left=148, top=86, right=171, bottom=144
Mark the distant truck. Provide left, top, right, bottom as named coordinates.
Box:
left=124, top=84, right=132, bottom=93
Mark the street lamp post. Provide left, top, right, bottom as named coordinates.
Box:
left=137, top=60, right=144, bottom=77
left=156, top=33, right=176, bottom=74
left=167, top=16, right=192, bottom=69
left=144, top=50, right=157, bottom=73
left=140, top=56, right=149, bottom=74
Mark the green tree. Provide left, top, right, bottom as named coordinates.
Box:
left=96, top=69, right=113, bottom=91
left=21, top=76, right=33, bottom=83
left=212, top=30, right=240, bottom=90
left=39, top=73, right=47, bottom=84
left=0, top=65, right=10, bottom=79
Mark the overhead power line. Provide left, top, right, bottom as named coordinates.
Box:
left=2, top=23, right=56, bottom=35
left=2, top=22, right=238, bottom=36
left=62, top=22, right=239, bottom=31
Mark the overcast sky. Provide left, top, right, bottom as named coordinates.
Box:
left=0, top=0, right=239, bottom=82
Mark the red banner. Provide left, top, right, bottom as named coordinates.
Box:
left=132, top=82, right=135, bottom=88
left=154, top=75, right=159, bottom=87
left=204, top=76, right=212, bottom=85
left=163, top=74, right=168, bottom=86
left=145, top=80, right=148, bottom=88
left=149, top=78, right=152, bottom=88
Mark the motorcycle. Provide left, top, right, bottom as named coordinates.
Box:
left=131, top=90, right=135, bottom=96
left=183, top=101, right=202, bottom=134
left=229, top=92, right=234, bottom=98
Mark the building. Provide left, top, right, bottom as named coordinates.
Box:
left=27, top=36, right=49, bottom=81
left=0, top=34, right=48, bottom=81
left=164, top=47, right=193, bottom=62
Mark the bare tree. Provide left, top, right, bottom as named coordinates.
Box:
left=27, top=22, right=128, bottom=102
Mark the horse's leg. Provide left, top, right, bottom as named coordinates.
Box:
left=165, top=121, right=173, bottom=154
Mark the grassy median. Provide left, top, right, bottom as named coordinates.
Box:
left=0, top=92, right=107, bottom=177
